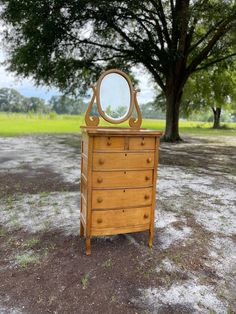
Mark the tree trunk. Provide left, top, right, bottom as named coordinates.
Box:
left=163, top=89, right=183, bottom=142
left=212, top=107, right=221, bottom=129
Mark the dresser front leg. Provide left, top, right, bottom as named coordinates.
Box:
left=86, top=237, right=91, bottom=255
left=80, top=221, right=84, bottom=237
left=148, top=229, right=154, bottom=248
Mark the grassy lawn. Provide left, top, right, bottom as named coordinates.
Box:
left=0, top=112, right=236, bottom=136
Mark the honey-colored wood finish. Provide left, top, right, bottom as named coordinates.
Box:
left=92, top=169, right=153, bottom=188
left=93, top=152, right=155, bottom=170
left=129, top=137, right=155, bottom=150
left=92, top=187, right=152, bottom=209
left=80, top=127, right=161, bottom=255
left=93, top=136, right=125, bottom=151
left=91, top=207, right=151, bottom=232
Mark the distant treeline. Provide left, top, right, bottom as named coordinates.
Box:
left=0, top=88, right=87, bottom=115
left=0, top=87, right=166, bottom=119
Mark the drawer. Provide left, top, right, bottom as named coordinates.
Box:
left=129, top=137, right=155, bottom=150
left=91, top=207, right=151, bottom=230
left=93, top=152, right=155, bottom=170
left=92, top=170, right=153, bottom=188
left=92, top=187, right=152, bottom=209
left=94, top=136, right=124, bottom=151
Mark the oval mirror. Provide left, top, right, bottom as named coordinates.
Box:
left=97, top=70, right=133, bottom=123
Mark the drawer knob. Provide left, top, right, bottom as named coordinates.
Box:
left=141, top=140, right=145, bottom=146
left=97, top=197, right=103, bottom=203
left=99, top=158, right=105, bottom=165
left=145, top=176, right=150, bottom=181
left=97, top=177, right=103, bottom=183
left=144, top=194, right=150, bottom=200
left=107, top=141, right=112, bottom=146
left=147, top=157, right=152, bottom=163
left=144, top=213, right=149, bottom=219
left=97, top=218, right=103, bottom=224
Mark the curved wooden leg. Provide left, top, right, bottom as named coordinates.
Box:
left=86, top=237, right=91, bottom=256
left=148, top=229, right=154, bottom=248
left=80, top=221, right=84, bottom=237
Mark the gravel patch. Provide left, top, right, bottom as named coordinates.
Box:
left=135, top=281, right=228, bottom=313
left=0, top=136, right=81, bottom=183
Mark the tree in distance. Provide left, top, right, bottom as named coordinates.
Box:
left=0, top=87, right=48, bottom=113
left=182, top=60, right=236, bottom=129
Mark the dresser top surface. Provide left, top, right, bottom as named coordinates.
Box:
left=81, top=126, right=162, bottom=136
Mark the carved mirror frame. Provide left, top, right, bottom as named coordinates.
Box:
left=85, top=68, right=142, bottom=128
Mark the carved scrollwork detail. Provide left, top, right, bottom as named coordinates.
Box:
left=129, top=90, right=142, bottom=129
left=85, top=85, right=100, bottom=127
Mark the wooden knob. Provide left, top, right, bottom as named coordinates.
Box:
left=107, top=141, right=111, bottom=146
left=99, top=158, right=105, bottom=165
left=141, top=140, right=145, bottom=146
left=144, top=194, right=150, bottom=200
left=144, top=213, right=149, bottom=219
left=97, top=218, right=103, bottom=224
left=147, top=157, right=152, bottom=163
left=97, top=177, right=103, bottom=183
left=145, top=176, right=150, bottom=181
left=97, top=197, right=103, bottom=203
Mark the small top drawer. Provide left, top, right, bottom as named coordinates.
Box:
left=129, top=137, right=155, bottom=150
left=94, top=136, right=124, bottom=151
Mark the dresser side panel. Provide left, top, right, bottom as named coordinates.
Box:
left=150, top=137, right=160, bottom=236
left=85, top=134, right=94, bottom=238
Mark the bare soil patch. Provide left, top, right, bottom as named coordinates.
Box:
left=0, top=134, right=235, bottom=313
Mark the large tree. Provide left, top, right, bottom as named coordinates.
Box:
left=1, top=0, right=236, bottom=141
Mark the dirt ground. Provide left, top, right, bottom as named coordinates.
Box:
left=0, top=134, right=235, bottom=314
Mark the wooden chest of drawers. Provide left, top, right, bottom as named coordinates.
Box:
left=80, top=126, right=161, bottom=255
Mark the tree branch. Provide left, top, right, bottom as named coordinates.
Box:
left=142, top=61, right=165, bottom=91
left=150, top=0, right=171, bottom=47
left=187, top=14, right=236, bottom=75
left=194, top=52, right=236, bottom=71
left=189, top=18, right=225, bottom=53
left=75, top=38, right=129, bottom=53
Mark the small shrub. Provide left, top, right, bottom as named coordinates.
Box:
left=81, top=273, right=90, bottom=289
left=16, top=252, right=40, bottom=267
left=49, top=111, right=57, bottom=119
left=102, top=258, right=113, bottom=268
left=23, top=238, right=40, bottom=248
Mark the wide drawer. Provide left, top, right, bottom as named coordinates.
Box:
left=93, top=152, right=155, bottom=170
left=94, top=136, right=125, bottom=151
left=91, top=207, right=151, bottom=230
left=129, top=137, right=155, bottom=150
left=92, top=187, right=152, bottom=209
left=92, top=169, right=153, bottom=188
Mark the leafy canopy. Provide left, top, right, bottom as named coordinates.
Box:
left=182, top=60, right=236, bottom=116
left=1, top=0, right=236, bottom=95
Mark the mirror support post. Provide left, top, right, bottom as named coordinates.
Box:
left=85, top=85, right=100, bottom=127
left=129, top=90, right=142, bottom=129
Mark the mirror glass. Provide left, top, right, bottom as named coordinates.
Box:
left=99, top=73, right=131, bottom=120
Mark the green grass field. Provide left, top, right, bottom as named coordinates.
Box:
left=0, top=112, right=236, bottom=137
